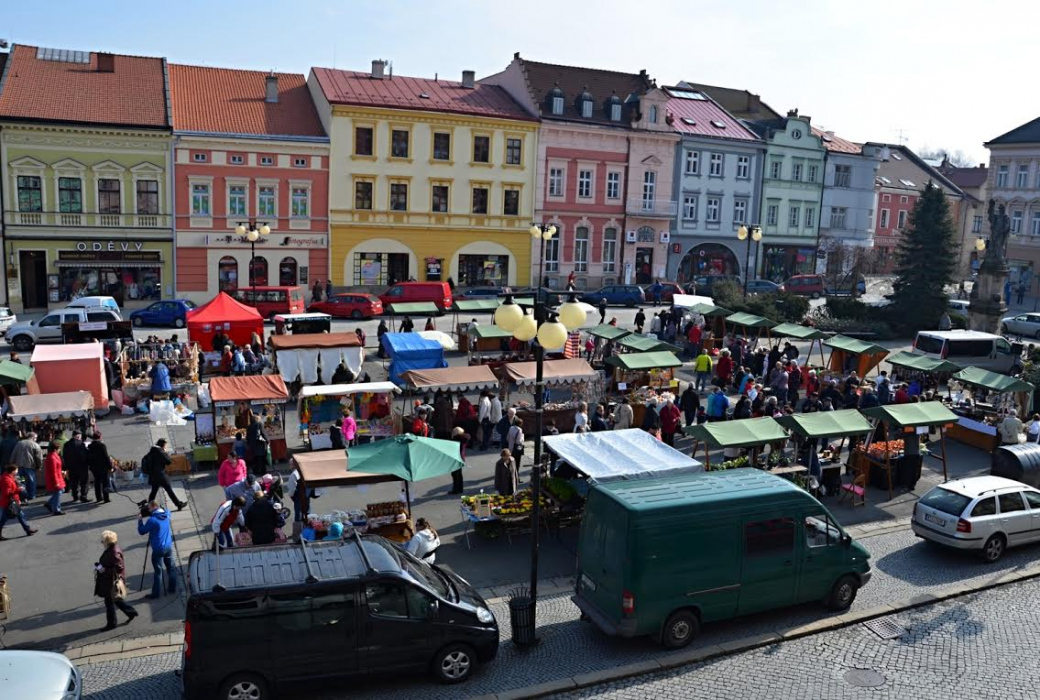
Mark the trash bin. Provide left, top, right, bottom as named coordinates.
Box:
left=508, top=587, right=537, bottom=647
left=992, top=443, right=1040, bottom=488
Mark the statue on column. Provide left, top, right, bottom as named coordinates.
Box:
left=968, top=199, right=1010, bottom=332
left=982, top=199, right=1011, bottom=272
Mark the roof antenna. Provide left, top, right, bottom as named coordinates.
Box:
left=388, top=61, right=393, bottom=80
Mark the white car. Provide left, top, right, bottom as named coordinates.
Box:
left=0, top=307, right=16, bottom=336
left=0, top=650, right=82, bottom=698
left=1000, top=312, right=1040, bottom=338
left=912, top=475, right=1040, bottom=562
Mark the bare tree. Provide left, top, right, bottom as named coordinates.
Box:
left=917, top=147, right=976, bottom=168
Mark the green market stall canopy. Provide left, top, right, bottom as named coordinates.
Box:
left=684, top=416, right=789, bottom=448
left=775, top=409, right=873, bottom=439
left=771, top=323, right=829, bottom=340
left=953, top=366, right=1035, bottom=394
left=615, top=335, right=682, bottom=353
left=605, top=351, right=683, bottom=371
left=885, top=351, right=961, bottom=374
left=586, top=324, right=631, bottom=341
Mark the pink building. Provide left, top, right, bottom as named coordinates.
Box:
left=483, top=55, right=677, bottom=288
left=169, top=65, right=330, bottom=302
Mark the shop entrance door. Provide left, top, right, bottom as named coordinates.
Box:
left=635, top=248, right=653, bottom=285
left=19, top=251, right=47, bottom=309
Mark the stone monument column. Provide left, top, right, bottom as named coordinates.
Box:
left=968, top=200, right=1010, bottom=334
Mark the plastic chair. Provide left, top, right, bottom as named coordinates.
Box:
left=839, top=463, right=867, bottom=507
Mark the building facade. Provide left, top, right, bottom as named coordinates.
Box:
left=483, top=55, right=678, bottom=288
left=936, top=159, right=987, bottom=280
left=665, top=83, right=764, bottom=283
left=0, top=45, right=173, bottom=311
left=744, top=110, right=826, bottom=281
left=308, top=62, right=537, bottom=289
left=985, top=118, right=1040, bottom=287
left=169, top=65, right=329, bottom=303
left=815, top=129, right=886, bottom=276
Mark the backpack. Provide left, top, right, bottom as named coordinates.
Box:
left=140, top=451, right=153, bottom=476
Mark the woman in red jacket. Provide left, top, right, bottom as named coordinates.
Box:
left=44, top=441, right=66, bottom=516
left=715, top=349, right=734, bottom=390
left=0, top=463, right=36, bottom=540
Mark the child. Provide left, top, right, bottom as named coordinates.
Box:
left=233, top=432, right=247, bottom=459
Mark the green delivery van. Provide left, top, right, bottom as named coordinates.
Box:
left=572, top=469, right=872, bottom=648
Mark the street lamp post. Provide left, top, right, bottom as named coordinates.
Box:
left=737, top=224, right=763, bottom=297
left=494, top=223, right=585, bottom=645
left=236, top=220, right=271, bottom=298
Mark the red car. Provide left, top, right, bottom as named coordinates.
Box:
left=644, top=282, right=685, bottom=303
left=308, top=293, right=383, bottom=319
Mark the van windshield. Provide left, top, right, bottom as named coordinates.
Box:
left=365, top=537, right=452, bottom=600
left=915, top=335, right=944, bottom=355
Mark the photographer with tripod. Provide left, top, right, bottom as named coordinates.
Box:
left=136, top=501, right=177, bottom=599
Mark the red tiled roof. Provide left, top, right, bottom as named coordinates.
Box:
left=665, top=87, right=759, bottom=141
left=0, top=44, right=168, bottom=128
left=311, top=67, right=534, bottom=122
left=811, top=127, right=861, bottom=154
left=170, top=64, right=325, bottom=138
left=518, top=58, right=650, bottom=125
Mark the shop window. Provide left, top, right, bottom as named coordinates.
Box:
left=99, top=178, right=121, bottom=214
left=218, top=257, right=239, bottom=292
left=58, top=177, right=83, bottom=213
left=279, top=257, right=298, bottom=286
left=249, top=256, right=269, bottom=286
left=61, top=266, right=160, bottom=304
left=137, top=180, right=159, bottom=215
left=459, top=254, right=508, bottom=287
left=353, top=252, right=409, bottom=286
left=17, top=176, right=43, bottom=212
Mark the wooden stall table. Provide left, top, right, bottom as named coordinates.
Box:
left=768, top=464, right=808, bottom=477
left=946, top=419, right=999, bottom=451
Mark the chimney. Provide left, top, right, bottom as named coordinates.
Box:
left=747, top=93, right=761, bottom=114
left=787, top=108, right=799, bottom=118
left=371, top=60, right=386, bottom=80
left=264, top=72, right=278, bottom=104
left=96, top=52, right=115, bottom=73
left=461, top=70, right=475, bottom=89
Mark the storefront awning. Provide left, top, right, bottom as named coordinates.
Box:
left=270, top=333, right=362, bottom=350
left=771, top=323, right=829, bottom=340
left=209, top=375, right=289, bottom=403
left=953, top=366, right=1035, bottom=394
left=8, top=390, right=94, bottom=420
left=605, top=351, right=683, bottom=371
left=543, top=429, right=702, bottom=483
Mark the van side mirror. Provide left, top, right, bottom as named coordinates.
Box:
left=427, top=599, right=439, bottom=620
left=842, top=533, right=852, bottom=547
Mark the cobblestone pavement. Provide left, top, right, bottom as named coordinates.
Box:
left=554, top=577, right=1040, bottom=700
left=79, top=525, right=1040, bottom=699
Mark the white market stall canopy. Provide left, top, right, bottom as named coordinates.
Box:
left=8, top=390, right=94, bottom=420
left=672, top=293, right=714, bottom=309
left=417, top=330, right=457, bottom=351
left=543, top=428, right=703, bottom=483
left=298, top=382, right=401, bottom=398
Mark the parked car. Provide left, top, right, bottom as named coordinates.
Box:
left=0, top=307, right=17, bottom=336
left=129, top=299, right=197, bottom=328
left=573, top=469, right=871, bottom=648
left=913, top=330, right=1021, bottom=375
left=684, top=275, right=741, bottom=296
left=454, top=286, right=510, bottom=302
left=66, top=295, right=121, bottom=315
left=309, top=293, right=383, bottom=319
left=745, top=279, right=781, bottom=295
left=7, top=307, right=121, bottom=351
left=0, top=650, right=82, bottom=699
left=379, top=281, right=453, bottom=313
left=231, top=286, right=306, bottom=320
left=912, top=476, right=1040, bottom=562
left=181, top=536, right=498, bottom=699
left=782, top=274, right=828, bottom=298
left=642, top=282, right=684, bottom=304
left=1001, top=312, right=1040, bottom=338
left=581, top=284, right=645, bottom=307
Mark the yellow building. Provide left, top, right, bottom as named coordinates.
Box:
left=307, top=62, right=537, bottom=288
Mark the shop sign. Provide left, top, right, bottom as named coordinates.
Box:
left=425, top=257, right=442, bottom=280
left=76, top=241, right=144, bottom=253
left=205, top=234, right=326, bottom=248
left=60, top=248, right=161, bottom=262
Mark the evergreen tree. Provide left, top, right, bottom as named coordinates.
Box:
left=889, top=183, right=958, bottom=328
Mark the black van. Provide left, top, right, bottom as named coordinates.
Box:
left=181, top=534, right=498, bottom=699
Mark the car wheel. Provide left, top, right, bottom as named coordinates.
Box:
left=219, top=673, right=269, bottom=700
left=1034, top=328, right=1040, bottom=340
left=659, top=609, right=700, bottom=649
left=431, top=643, right=477, bottom=684
left=174, top=317, right=185, bottom=328
left=132, top=316, right=143, bottom=327
left=825, top=575, right=859, bottom=611
left=351, top=310, right=363, bottom=319
left=11, top=336, right=33, bottom=352
left=981, top=534, right=1006, bottom=563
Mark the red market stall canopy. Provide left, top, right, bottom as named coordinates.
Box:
left=209, top=375, right=289, bottom=404
left=399, top=365, right=500, bottom=393
left=500, top=358, right=598, bottom=387
left=187, top=292, right=264, bottom=348
left=8, top=390, right=94, bottom=420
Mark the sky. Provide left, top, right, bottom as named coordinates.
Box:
left=3, top=0, right=1036, bottom=165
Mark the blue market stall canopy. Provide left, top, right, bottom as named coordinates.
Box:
left=381, top=333, right=448, bottom=385
left=542, top=428, right=703, bottom=483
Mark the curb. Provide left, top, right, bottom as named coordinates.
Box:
left=64, top=633, right=182, bottom=667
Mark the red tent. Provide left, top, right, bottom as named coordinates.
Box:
left=187, top=292, right=264, bottom=349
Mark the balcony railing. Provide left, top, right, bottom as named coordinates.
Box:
left=626, top=199, right=678, bottom=218
left=4, top=211, right=171, bottom=228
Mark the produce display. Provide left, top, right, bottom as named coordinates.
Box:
left=461, top=489, right=549, bottom=518
left=542, top=477, right=578, bottom=503
left=366, top=501, right=406, bottom=518
left=867, top=440, right=905, bottom=459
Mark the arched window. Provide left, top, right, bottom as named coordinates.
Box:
left=218, top=256, right=238, bottom=291
left=249, top=256, right=268, bottom=286
left=648, top=105, right=658, bottom=124
left=279, top=257, right=298, bottom=286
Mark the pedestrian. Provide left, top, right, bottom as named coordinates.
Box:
left=706, top=387, right=730, bottom=422
left=660, top=399, right=681, bottom=446
left=87, top=432, right=114, bottom=504
left=574, top=401, right=589, bottom=433
left=325, top=279, right=333, bottom=301
left=567, top=270, right=576, bottom=290
left=769, top=366, right=789, bottom=406
left=341, top=407, right=358, bottom=447
left=584, top=336, right=595, bottom=362
left=489, top=392, right=504, bottom=447
left=244, top=490, right=280, bottom=546
left=634, top=308, right=646, bottom=334
left=143, top=438, right=186, bottom=510
left=0, top=463, right=36, bottom=540
left=494, top=449, right=519, bottom=496
left=859, top=386, right=879, bottom=409
left=598, top=297, right=607, bottom=324
left=999, top=409, right=1024, bottom=445
left=477, top=390, right=492, bottom=450
left=137, top=501, right=177, bottom=599
left=219, top=345, right=233, bottom=377
left=404, top=518, right=441, bottom=563
left=94, top=530, right=138, bottom=631
left=455, top=394, right=479, bottom=446
left=399, top=315, right=415, bottom=333
left=210, top=496, right=245, bottom=549
left=642, top=400, right=662, bottom=434
left=432, top=391, right=453, bottom=440
left=43, top=441, right=66, bottom=515
left=612, top=396, right=634, bottom=430
left=694, top=349, right=713, bottom=392
left=61, top=431, right=89, bottom=502
left=312, top=279, right=322, bottom=304
left=233, top=432, right=247, bottom=460
left=448, top=427, right=468, bottom=494
left=218, top=450, right=247, bottom=500
left=376, top=319, right=389, bottom=359
left=1028, top=413, right=1040, bottom=443
left=355, top=327, right=366, bottom=348
left=649, top=280, right=664, bottom=306
left=687, top=323, right=702, bottom=359
left=680, top=383, right=700, bottom=427
left=591, top=404, right=609, bottom=432
left=150, top=360, right=173, bottom=393
left=506, top=417, right=525, bottom=464
left=246, top=412, right=269, bottom=475
left=11, top=431, right=43, bottom=501
left=715, top=349, right=734, bottom=390
left=0, top=425, right=18, bottom=467
left=938, top=312, right=952, bottom=331
left=231, top=347, right=246, bottom=376
left=733, top=395, right=752, bottom=420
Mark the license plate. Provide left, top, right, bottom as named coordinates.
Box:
left=581, top=574, right=597, bottom=592
left=924, top=512, right=946, bottom=527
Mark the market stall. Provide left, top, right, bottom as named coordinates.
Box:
left=381, top=333, right=448, bottom=385
left=400, top=365, right=500, bottom=395
left=543, top=428, right=703, bottom=482
left=270, top=333, right=364, bottom=386
left=453, top=299, right=501, bottom=348
left=584, top=324, right=630, bottom=364
left=885, top=351, right=961, bottom=397
left=861, top=402, right=959, bottom=497
left=465, top=324, right=516, bottom=363
left=824, top=334, right=889, bottom=377
left=298, top=382, right=402, bottom=449
left=500, top=358, right=602, bottom=433
left=615, top=334, right=682, bottom=354
left=30, top=343, right=108, bottom=412
left=0, top=360, right=35, bottom=401
left=771, top=323, right=830, bottom=368
left=273, top=313, right=332, bottom=336
left=118, top=340, right=200, bottom=403
left=945, top=366, right=1035, bottom=450
left=684, top=416, right=790, bottom=471
left=187, top=291, right=263, bottom=351
left=417, top=330, right=456, bottom=351
left=7, top=391, right=95, bottom=447
left=208, top=375, right=290, bottom=463
left=604, top=351, right=683, bottom=394
left=688, top=302, right=733, bottom=350
left=725, top=311, right=776, bottom=347
left=775, top=409, right=874, bottom=497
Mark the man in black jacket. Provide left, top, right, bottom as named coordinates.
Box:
left=62, top=431, right=90, bottom=503
left=246, top=414, right=268, bottom=475
left=87, top=432, right=113, bottom=504
left=144, top=438, right=186, bottom=510
left=244, top=490, right=280, bottom=545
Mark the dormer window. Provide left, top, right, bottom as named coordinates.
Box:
left=611, top=103, right=621, bottom=121
left=582, top=100, right=593, bottom=118
left=648, top=105, right=658, bottom=123
left=552, top=96, right=564, bottom=115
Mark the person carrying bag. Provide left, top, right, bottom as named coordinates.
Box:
left=95, top=529, right=138, bottom=631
